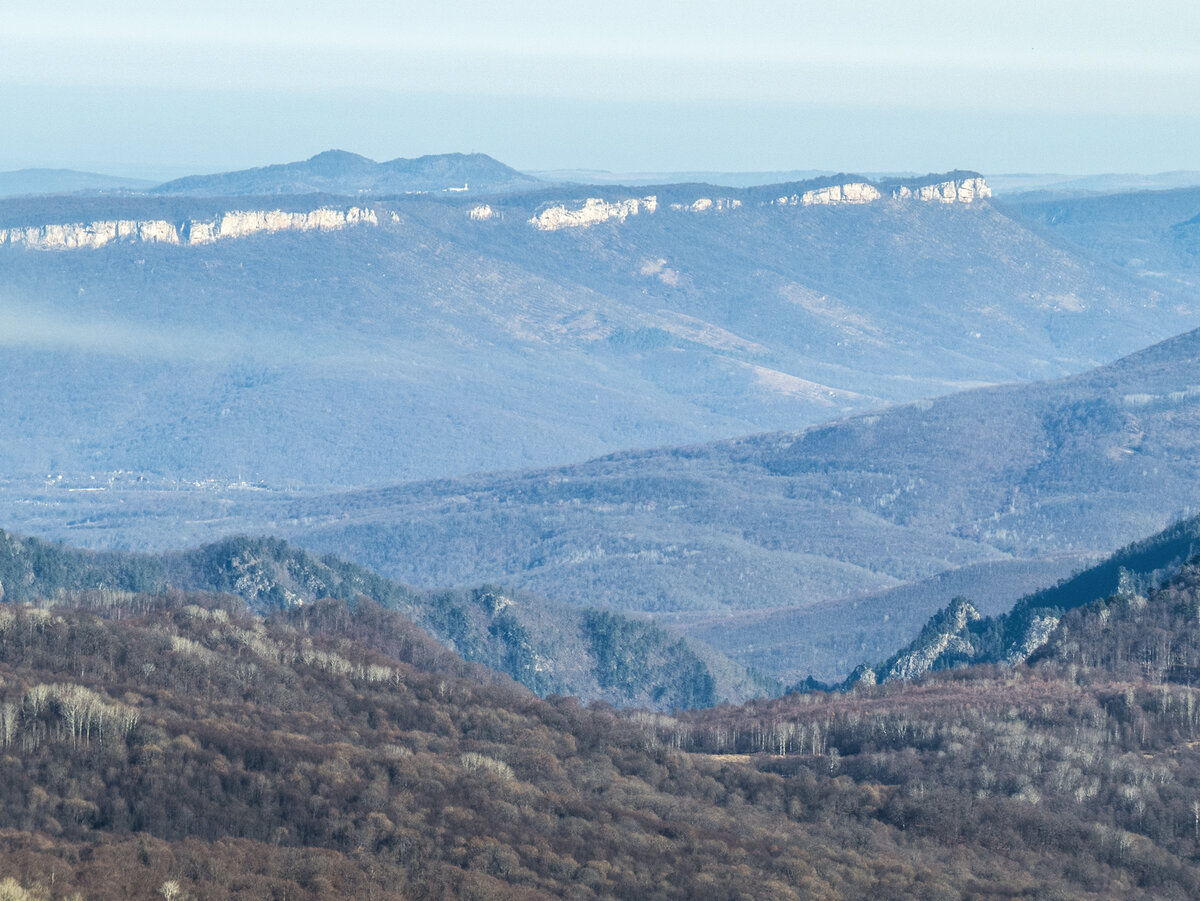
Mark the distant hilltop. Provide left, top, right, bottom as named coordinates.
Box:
left=151, top=150, right=543, bottom=197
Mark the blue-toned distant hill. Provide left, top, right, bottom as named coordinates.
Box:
left=251, top=322, right=1200, bottom=683
left=528, top=167, right=836, bottom=187
left=1001, top=185, right=1200, bottom=294
left=0, top=168, right=155, bottom=197
left=151, top=149, right=543, bottom=196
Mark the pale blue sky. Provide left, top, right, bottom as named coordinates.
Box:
left=4, top=1, right=1200, bottom=177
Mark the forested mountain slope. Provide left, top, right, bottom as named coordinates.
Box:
left=0, top=171, right=1190, bottom=495
left=3, top=567, right=1200, bottom=897
left=0, top=529, right=761, bottom=709
left=244, top=322, right=1200, bottom=682
left=869, top=512, right=1200, bottom=684
left=1003, top=185, right=1200, bottom=293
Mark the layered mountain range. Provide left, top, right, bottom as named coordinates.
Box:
left=7, top=151, right=1200, bottom=897
left=865, top=510, right=1200, bottom=686
left=3, top=509, right=1200, bottom=897
left=246, top=321, right=1200, bottom=682
left=0, top=529, right=762, bottom=709
left=5, top=155, right=1200, bottom=686
left=1, top=165, right=1191, bottom=494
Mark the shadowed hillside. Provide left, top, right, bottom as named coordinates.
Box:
left=868, top=512, right=1200, bottom=684
left=0, top=529, right=764, bottom=709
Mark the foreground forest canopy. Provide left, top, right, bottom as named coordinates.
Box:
left=1, top=551, right=1200, bottom=898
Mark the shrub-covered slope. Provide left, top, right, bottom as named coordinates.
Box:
left=869, top=513, right=1200, bottom=683
left=0, top=529, right=762, bottom=710
left=3, top=573, right=1200, bottom=897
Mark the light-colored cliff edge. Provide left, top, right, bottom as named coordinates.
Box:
left=524, top=175, right=991, bottom=230
left=667, top=198, right=742, bottom=212
left=0, top=206, right=377, bottom=251
left=775, top=176, right=991, bottom=207
left=529, top=197, right=658, bottom=231
left=885, top=598, right=981, bottom=682
left=892, top=177, right=991, bottom=203
left=775, top=183, right=883, bottom=206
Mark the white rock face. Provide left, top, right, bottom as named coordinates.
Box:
left=886, top=599, right=981, bottom=682
left=0, top=206, right=377, bottom=251
left=528, top=196, right=657, bottom=231
left=801, top=183, right=883, bottom=205
left=892, top=177, right=992, bottom=203
left=524, top=176, right=989, bottom=228
left=667, top=197, right=742, bottom=212
left=1, top=219, right=181, bottom=250
left=1004, top=614, right=1061, bottom=665
left=469, top=204, right=497, bottom=221
left=131, top=220, right=182, bottom=243
left=772, top=176, right=991, bottom=208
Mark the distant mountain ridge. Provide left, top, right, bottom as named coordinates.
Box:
left=0, top=168, right=155, bottom=197
left=151, top=149, right=543, bottom=196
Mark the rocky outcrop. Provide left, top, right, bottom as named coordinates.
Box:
left=668, top=198, right=743, bottom=212
left=0, top=206, right=377, bottom=251
left=774, top=176, right=991, bottom=207
left=807, top=183, right=883, bottom=204
left=884, top=597, right=981, bottom=682
left=524, top=173, right=990, bottom=229
left=186, top=207, right=376, bottom=244
left=1003, top=614, right=1061, bottom=665
left=781, top=183, right=882, bottom=206
left=0, top=219, right=181, bottom=250
left=892, top=177, right=991, bottom=203
left=529, top=196, right=657, bottom=231
left=845, top=663, right=877, bottom=687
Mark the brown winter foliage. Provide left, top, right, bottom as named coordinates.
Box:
left=1, top=580, right=1200, bottom=898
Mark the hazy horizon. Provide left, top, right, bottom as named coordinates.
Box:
left=4, top=2, right=1199, bottom=178
left=5, top=151, right=1200, bottom=190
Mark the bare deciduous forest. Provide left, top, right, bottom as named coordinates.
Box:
left=0, top=556, right=1199, bottom=897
